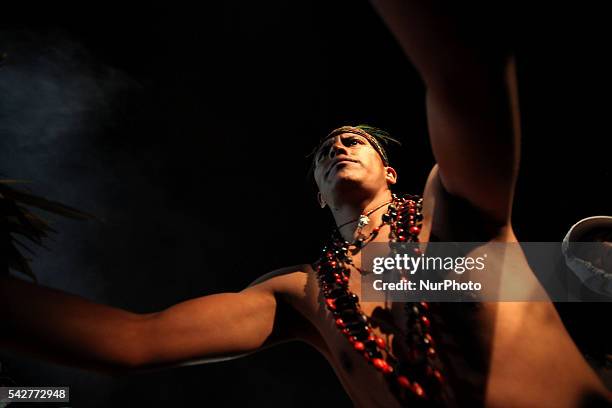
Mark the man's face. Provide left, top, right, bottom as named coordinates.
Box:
left=313, top=132, right=395, bottom=202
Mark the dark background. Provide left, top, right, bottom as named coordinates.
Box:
left=0, top=1, right=610, bottom=406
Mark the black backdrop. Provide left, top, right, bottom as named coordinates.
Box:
left=1, top=1, right=610, bottom=406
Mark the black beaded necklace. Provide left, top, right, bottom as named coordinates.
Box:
left=314, top=193, right=446, bottom=405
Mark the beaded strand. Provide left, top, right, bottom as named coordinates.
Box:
left=314, top=193, right=445, bottom=404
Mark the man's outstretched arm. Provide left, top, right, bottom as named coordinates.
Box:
left=0, top=272, right=283, bottom=374
left=371, top=0, right=520, bottom=225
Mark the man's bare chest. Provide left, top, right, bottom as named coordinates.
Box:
left=284, top=248, right=490, bottom=406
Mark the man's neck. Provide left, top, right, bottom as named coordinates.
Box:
left=330, top=189, right=393, bottom=242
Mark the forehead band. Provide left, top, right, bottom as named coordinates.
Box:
left=322, top=126, right=390, bottom=166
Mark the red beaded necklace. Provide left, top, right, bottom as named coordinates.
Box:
left=314, top=193, right=446, bottom=405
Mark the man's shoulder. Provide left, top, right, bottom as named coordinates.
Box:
left=245, top=264, right=319, bottom=315
left=423, top=164, right=513, bottom=241
left=247, top=264, right=314, bottom=290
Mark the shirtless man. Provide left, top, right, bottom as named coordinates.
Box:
left=1, top=1, right=610, bottom=407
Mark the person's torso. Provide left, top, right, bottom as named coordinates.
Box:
left=276, top=220, right=609, bottom=407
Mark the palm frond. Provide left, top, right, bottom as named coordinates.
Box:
left=0, top=180, right=93, bottom=282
